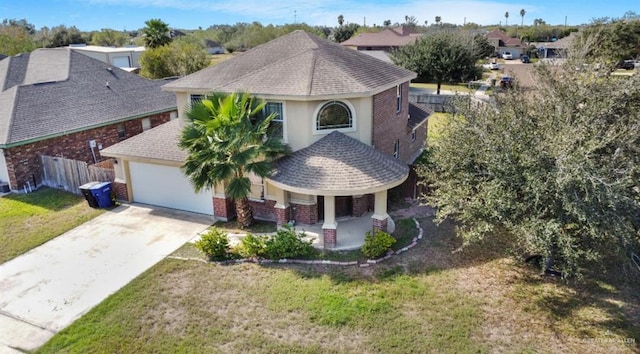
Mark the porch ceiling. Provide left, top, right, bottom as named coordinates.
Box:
left=268, top=131, right=409, bottom=196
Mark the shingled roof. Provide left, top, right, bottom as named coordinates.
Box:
left=101, top=118, right=185, bottom=163
left=341, top=26, right=422, bottom=48
left=0, top=48, right=176, bottom=147
left=269, top=131, right=409, bottom=195
left=162, top=30, right=416, bottom=97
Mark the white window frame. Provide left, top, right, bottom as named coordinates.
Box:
left=396, top=84, right=402, bottom=113
left=190, top=94, right=205, bottom=108
left=312, top=100, right=357, bottom=135
left=263, top=101, right=286, bottom=142
left=141, top=117, right=151, bottom=131
left=248, top=173, right=265, bottom=201
left=393, top=139, right=400, bottom=159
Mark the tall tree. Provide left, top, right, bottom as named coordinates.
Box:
left=142, top=18, right=171, bottom=48
left=338, top=15, right=344, bottom=26
left=0, top=20, right=36, bottom=55
left=139, top=37, right=208, bottom=79
left=48, top=25, right=86, bottom=47
left=505, top=12, right=509, bottom=26
left=180, top=92, right=290, bottom=227
left=520, top=9, right=526, bottom=27
left=435, top=16, right=441, bottom=25
left=91, top=28, right=129, bottom=47
left=391, top=31, right=481, bottom=94
left=418, top=57, right=640, bottom=277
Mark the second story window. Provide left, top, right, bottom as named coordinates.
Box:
left=396, top=84, right=402, bottom=113
left=263, top=102, right=284, bottom=139
left=393, top=139, right=400, bottom=159
left=316, top=101, right=353, bottom=131
left=190, top=94, right=204, bottom=107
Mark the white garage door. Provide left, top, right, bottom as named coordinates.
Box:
left=129, top=162, right=214, bottom=215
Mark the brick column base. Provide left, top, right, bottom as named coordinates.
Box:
left=275, top=205, right=291, bottom=226
left=112, top=181, right=130, bottom=202
left=323, top=227, right=337, bottom=249
left=372, top=216, right=388, bottom=233
left=213, top=197, right=235, bottom=221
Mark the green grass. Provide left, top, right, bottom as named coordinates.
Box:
left=37, top=216, right=640, bottom=353
left=411, top=82, right=480, bottom=94
left=0, top=187, right=104, bottom=263
left=213, top=219, right=277, bottom=234
left=427, top=112, right=454, bottom=144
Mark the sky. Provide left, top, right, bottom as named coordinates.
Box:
left=1, top=0, right=637, bottom=32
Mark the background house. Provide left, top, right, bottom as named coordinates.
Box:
left=69, top=44, right=145, bottom=71
left=204, top=39, right=225, bottom=54
left=486, top=29, right=524, bottom=58
left=0, top=48, right=177, bottom=193
left=340, top=25, right=422, bottom=62
left=532, top=32, right=577, bottom=59
left=102, top=30, right=430, bottom=248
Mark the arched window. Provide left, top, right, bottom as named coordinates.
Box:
left=316, top=101, right=353, bottom=130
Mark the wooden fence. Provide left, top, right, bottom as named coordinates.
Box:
left=41, top=155, right=114, bottom=195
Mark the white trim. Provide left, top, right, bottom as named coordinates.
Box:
left=312, top=99, right=357, bottom=135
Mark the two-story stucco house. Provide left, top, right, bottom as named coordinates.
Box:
left=101, top=30, right=430, bottom=248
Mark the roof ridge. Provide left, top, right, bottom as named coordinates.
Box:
left=0, top=86, right=19, bottom=146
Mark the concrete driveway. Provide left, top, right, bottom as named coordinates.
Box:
left=0, top=204, right=213, bottom=353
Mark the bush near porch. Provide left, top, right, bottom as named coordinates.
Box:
left=0, top=187, right=104, bottom=264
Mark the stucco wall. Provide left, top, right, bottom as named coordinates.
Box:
left=4, top=111, right=173, bottom=191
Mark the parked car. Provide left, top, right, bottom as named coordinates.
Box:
left=488, top=62, right=499, bottom=70
left=500, top=76, right=515, bottom=88
left=521, top=55, right=530, bottom=63
left=502, top=52, right=513, bottom=60
left=617, top=60, right=635, bottom=70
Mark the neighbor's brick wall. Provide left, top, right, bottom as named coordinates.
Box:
left=112, top=181, right=129, bottom=202
left=4, top=111, right=172, bottom=190
left=372, top=82, right=415, bottom=162
left=352, top=194, right=374, bottom=217
left=213, top=197, right=236, bottom=221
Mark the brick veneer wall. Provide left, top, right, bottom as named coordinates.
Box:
left=112, top=181, right=129, bottom=201
left=249, top=199, right=277, bottom=222
left=4, top=111, right=173, bottom=190
left=213, top=197, right=236, bottom=221
left=372, top=82, right=423, bottom=163
left=352, top=194, right=374, bottom=216
left=291, top=202, right=318, bottom=225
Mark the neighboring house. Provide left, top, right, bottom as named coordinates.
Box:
left=0, top=48, right=177, bottom=193
left=102, top=30, right=430, bottom=248
left=69, top=44, right=145, bottom=71
left=0, top=54, right=6, bottom=61
left=340, top=25, right=422, bottom=62
left=204, top=39, right=225, bottom=54
left=486, top=29, right=524, bottom=59
left=532, top=32, right=577, bottom=59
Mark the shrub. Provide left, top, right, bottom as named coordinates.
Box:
left=265, top=225, right=314, bottom=260
left=237, top=233, right=268, bottom=259
left=361, top=230, right=396, bottom=259
left=195, top=228, right=231, bottom=261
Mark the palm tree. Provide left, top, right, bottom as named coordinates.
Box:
left=180, top=92, right=290, bottom=228
left=520, top=9, right=526, bottom=27
left=338, top=15, right=344, bottom=26
left=142, top=18, right=171, bottom=48
left=505, top=12, right=509, bottom=26
left=435, top=16, right=441, bottom=25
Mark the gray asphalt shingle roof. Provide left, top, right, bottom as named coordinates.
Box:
left=101, top=118, right=186, bottom=162
left=270, top=131, right=409, bottom=193
left=408, top=103, right=432, bottom=130
left=0, top=48, right=176, bottom=146
left=162, top=30, right=415, bottom=97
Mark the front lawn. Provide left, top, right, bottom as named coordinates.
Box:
left=39, top=217, right=639, bottom=353
left=411, top=82, right=481, bottom=94
left=0, top=187, right=104, bottom=263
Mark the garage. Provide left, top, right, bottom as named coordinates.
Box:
left=129, top=162, right=214, bottom=215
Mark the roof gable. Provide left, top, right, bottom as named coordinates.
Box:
left=163, top=30, right=416, bottom=97
left=486, top=29, right=522, bottom=47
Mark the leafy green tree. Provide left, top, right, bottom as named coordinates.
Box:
left=139, top=37, right=208, bottom=79
left=392, top=31, right=481, bottom=94
left=419, top=57, right=640, bottom=277
left=91, top=28, right=130, bottom=47
left=180, top=92, right=290, bottom=227
left=577, top=17, right=640, bottom=63
left=48, top=25, right=86, bottom=47
left=142, top=18, right=171, bottom=48
left=0, top=22, right=36, bottom=55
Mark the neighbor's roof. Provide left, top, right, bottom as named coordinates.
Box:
left=269, top=131, right=409, bottom=195
left=101, top=118, right=185, bottom=162
left=341, top=26, right=422, bottom=48
left=69, top=45, right=145, bottom=53
left=486, top=29, right=522, bottom=47
left=162, top=30, right=416, bottom=97
left=533, top=32, right=577, bottom=49
left=0, top=48, right=176, bottom=147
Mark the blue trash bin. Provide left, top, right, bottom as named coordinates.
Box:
left=90, top=182, right=113, bottom=208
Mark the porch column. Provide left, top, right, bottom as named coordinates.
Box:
left=371, top=190, right=389, bottom=233
left=273, top=187, right=290, bottom=227
left=322, top=195, right=337, bottom=249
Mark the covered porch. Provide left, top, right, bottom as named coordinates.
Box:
left=267, top=131, right=409, bottom=249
